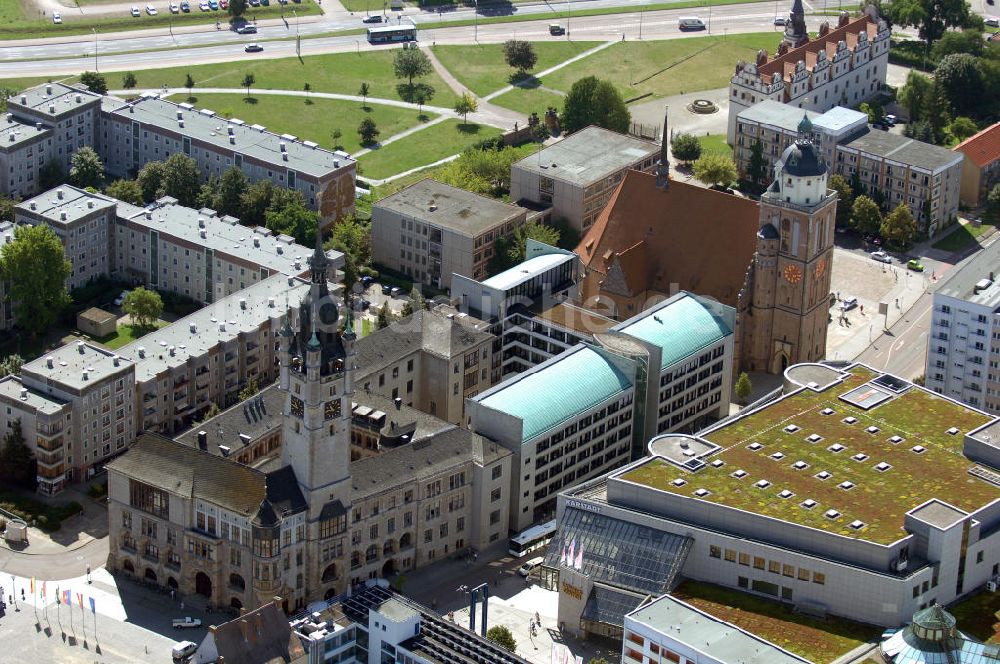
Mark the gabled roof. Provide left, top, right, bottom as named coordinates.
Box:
left=105, top=433, right=265, bottom=516
left=756, top=16, right=881, bottom=84
left=953, top=121, right=1000, bottom=168
left=203, top=601, right=306, bottom=664
left=576, top=170, right=758, bottom=307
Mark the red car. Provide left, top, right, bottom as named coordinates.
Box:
left=220, top=0, right=228, bottom=7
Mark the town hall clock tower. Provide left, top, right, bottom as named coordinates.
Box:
left=740, top=114, right=838, bottom=373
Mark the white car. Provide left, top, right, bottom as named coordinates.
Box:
left=773, top=16, right=787, bottom=25
left=52, top=11, right=62, bottom=23
left=172, top=616, right=202, bottom=629
left=131, top=5, right=141, bottom=16
left=985, top=16, right=1000, bottom=27
left=169, top=2, right=180, bottom=12
left=199, top=1, right=210, bottom=10
left=871, top=250, right=892, bottom=264
left=114, top=290, right=131, bottom=306
left=146, top=4, right=157, bottom=14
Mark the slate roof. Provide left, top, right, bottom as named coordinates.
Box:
left=175, top=384, right=284, bottom=453
left=203, top=601, right=306, bottom=664
left=265, top=465, right=307, bottom=517
left=954, top=121, right=1000, bottom=169
left=106, top=433, right=265, bottom=516
left=576, top=170, right=759, bottom=307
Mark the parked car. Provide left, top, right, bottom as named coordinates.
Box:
left=169, top=2, right=179, bottom=12
left=518, top=556, right=545, bottom=577
left=548, top=23, right=565, bottom=35
left=172, top=641, right=198, bottom=661
left=146, top=4, right=157, bottom=14
left=390, top=286, right=402, bottom=297
left=114, top=290, right=131, bottom=306
left=773, top=16, right=786, bottom=25
left=249, top=0, right=260, bottom=5
left=199, top=1, right=209, bottom=10
left=52, top=11, right=61, bottom=22
left=907, top=259, right=925, bottom=272
left=180, top=1, right=190, bottom=11
left=381, top=284, right=392, bottom=295
left=221, top=0, right=229, bottom=7
left=244, top=43, right=263, bottom=52
left=361, top=275, right=375, bottom=288
left=840, top=296, right=858, bottom=311
left=172, top=617, right=202, bottom=629
left=986, top=16, right=1000, bottom=27
left=883, top=114, right=897, bottom=125
left=871, top=250, right=892, bottom=263
left=131, top=6, right=141, bottom=16
left=363, top=14, right=383, bottom=23
left=208, top=0, right=219, bottom=9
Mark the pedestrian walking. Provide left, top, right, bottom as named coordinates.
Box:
left=170, top=589, right=175, bottom=601
left=180, top=600, right=184, bottom=611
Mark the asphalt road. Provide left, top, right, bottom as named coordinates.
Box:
left=854, top=291, right=932, bottom=380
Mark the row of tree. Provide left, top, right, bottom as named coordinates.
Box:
left=827, top=173, right=918, bottom=247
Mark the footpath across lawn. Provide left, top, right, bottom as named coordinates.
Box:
left=358, top=119, right=500, bottom=180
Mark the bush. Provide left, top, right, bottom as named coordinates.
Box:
left=0, top=492, right=82, bottom=533
left=87, top=481, right=107, bottom=498
left=888, top=39, right=934, bottom=71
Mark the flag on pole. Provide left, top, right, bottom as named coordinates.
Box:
left=41, top=581, right=46, bottom=599
left=30, top=578, right=35, bottom=594
left=55, top=586, right=61, bottom=604
left=63, top=589, right=71, bottom=606
left=76, top=592, right=84, bottom=609
left=559, top=541, right=567, bottom=566
left=551, top=644, right=559, bottom=664
left=574, top=544, right=583, bottom=570
left=567, top=538, right=575, bottom=565
left=89, top=596, right=96, bottom=614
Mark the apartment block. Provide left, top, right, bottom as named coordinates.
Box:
left=727, top=11, right=890, bottom=145
left=371, top=179, right=529, bottom=288
left=953, top=121, right=1000, bottom=207
left=924, top=240, right=1000, bottom=413
left=734, top=100, right=963, bottom=235
left=509, top=126, right=659, bottom=234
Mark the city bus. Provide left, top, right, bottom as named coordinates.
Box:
left=367, top=23, right=417, bottom=44
left=508, top=519, right=557, bottom=558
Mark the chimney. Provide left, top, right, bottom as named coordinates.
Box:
left=656, top=105, right=670, bottom=191
left=19, top=95, right=26, bottom=104
left=267, top=296, right=274, bottom=308
left=57, top=188, right=64, bottom=199
left=112, top=355, right=120, bottom=367
left=239, top=298, right=247, bottom=310
left=46, top=356, right=54, bottom=369
left=169, top=346, right=176, bottom=356
left=198, top=217, right=205, bottom=228
left=229, top=136, right=236, bottom=145
left=197, top=430, right=208, bottom=449
left=394, top=397, right=402, bottom=410
left=253, top=236, right=259, bottom=247
left=19, top=387, right=27, bottom=400
left=87, top=200, right=94, bottom=209
left=282, top=152, right=288, bottom=161
left=178, top=119, right=184, bottom=128
left=59, top=211, right=67, bottom=221
left=138, top=346, right=146, bottom=358
left=45, top=84, right=52, bottom=95
left=48, top=104, right=55, bottom=114
left=190, top=322, right=197, bottom=334
left=199, top=229, right=206, bottom=239
left=29, top=201, right=36, bottom=210
left=77, top=340, right=85, bottom=353
left=177, top=110, right=183, bottom=120
left=74, top=94, right=81, bottom=103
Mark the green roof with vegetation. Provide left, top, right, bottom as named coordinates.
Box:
left=621, top=365, right=998, bottom=544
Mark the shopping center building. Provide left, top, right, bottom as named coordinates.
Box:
left=544, top=362, right=1000, bottom=636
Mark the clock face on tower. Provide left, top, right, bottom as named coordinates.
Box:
left=324, top=399, right=341, bottom=421
left=815, top=259, right=827, bottom=279
left=783, top=264, right=803, bottom=284
left=291, top=396, right=304, bottom=418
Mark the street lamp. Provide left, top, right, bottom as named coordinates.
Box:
left=474, top=0, right=478, bottom=43
left=93, top=28, right=98, bottom=73
left=639, top=4, right=644, bottom=40
left=566, top=0, right=571, bottom=38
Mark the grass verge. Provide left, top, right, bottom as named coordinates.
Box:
left=698, top=133, right=732, bottom=157
left=0, top=491, right=83, bottom=533
left=950, top=587, right=1000, bottom=644
left=94, top=322, right=165, bottom=350
left=931, top=219, right=996, bottom=253
left=673, top=580, right=879, bottom=662
left=358, top=119, right=499, bottom=179
left=168, top=92, right=434, bottom=154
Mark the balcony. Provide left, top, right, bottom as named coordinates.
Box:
left=36, top=423, right=64, bottom=437
left=35, top=436, right=63, bottom=452
left=36, top=449, right=64, bottom=467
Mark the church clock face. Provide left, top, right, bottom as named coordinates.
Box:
left=815, top=259, right=827, bottom=279
left=783, top=264, right=802, bottom=284
left=324, top=399, right=341, bottom=421
left=290, top=396, right=304, bottom=418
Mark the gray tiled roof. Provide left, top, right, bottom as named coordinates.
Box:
left=374, top=179, right=525, bottom=236
left=842, top=129, right=963, bottom=173
left=204, top=601, right=306, bottom=664
left=175, top=383, right=285, bottom=454
left=351, top=427, right=478, bottom=499
left=7, top=82, right=101, bottom=120
left=513, top=126, right=660, bottom=186
left=106, top=432, right=265, bottom=515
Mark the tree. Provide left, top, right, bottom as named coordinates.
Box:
left=196, top=174, right=219, bottom=209
left=327, top=215, right=372, bottom=298
left=228, top=0, right=247, bottom=18
left=238, top=377, right=259, bottom=401
left=303, top=82, right=312, bottom=104
left=931, top=30, right=984, bottom=61
left=881, top=203, right=918, bottom=247
left=0, top=195, right=13, bottom=222
left=886, top=0, right=973, bottom=48
left=746, top=139, right=767, bottom=185
left=921, top=78, right=951, bottom=144
left=486, top=626, right=516, bottom=653
left=331, top=128, right=344, bottom=151
left=137, top=160, right=167, bottom=202
left=0, top=420, right=35, bottom=490
left=491, top=221, right=561, bottom=273
left=185, top=73, right=196, bottom=100
left=79, top=71, right=108, bottom=95
left=454, top=91, right=478, bottom=124
left=0, top=224, right=71, bottom=338
left=122, top=72, right=138, bottom=89
left=358, top=117, right=380, bottom=145
left=986, top=183, right=1000, bottom=223
left=217, top=166, right=249, bottom=217
left=898, top=71, right=931, bottom=122
left=39, top=159, right=65, bottom=190
left=734, top=372, right=753, bottom=404
left=106, top=178, right=144, bottom=206
left=199, top=402, right=221, bottom=422
left=949, top=117, right=978, bottom=142
left=239, top=179, right=275, bottom=226
left=503, top=40, right=537, bottom=73
left=414, top=85, right=431, bottom=117
left=393, top=48, right=432, bottom=86
left=562, top=76, right=630, bottom=134
left=0, top=354, right=24, bottom=378
left=376, top=302, right=391, bottom=329
left=588, top=659, right=609, bottom=664
left=162, top=153, right=201, bottom=207
left=358, top=81, right=370, bottom=108
left=670, top=133, right=702, bottom=165
left=69, top=146, right=105, bottom=189
left=242, top=72, right=256, bottom=98
left=265, top=198, right=317, bottom=246
left=123, top=286, right=163, bottom=331
left=935, top=53, right=983, bottom=118
left=851, top=195, right=882, bottom=236
left=829, top=174, right=853, bottom=228
left=692, top=153, right=738, bottom=189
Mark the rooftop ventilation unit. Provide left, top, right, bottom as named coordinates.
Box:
left=975, top=278, right=994, bottom=293
left=29, top=201, right=36, bottom=210
left=178, top=120, right=184, bottom=128
left=177, top=110, right=183, bottom=120
left=137, top=346, right=145, bottom=358
left=57, top=188, right=64, bottom=199
left=190, top=323, right=197, bottom=334
left=199, top=229, right=206, bottom=239
left=268, top=297, right=275, bottom=307
left=198, top=217, right=205, bottom=228
left=46, top=356, right=54, bottom=369
left=77, top=340, right=85, bottom=353
left=46, top=84, right=52, bottom=95
left=59, top=211, right=67, bottom=221
left=282, top=152, right=288, bottom=161
left=229, top=136, right=236, bottom=145
left=48, top=104, right=55, bottom=114
left=279, top=142, right=287, bottom=152
left=19, top=387, right=28, bottom=400
left=19, top=95, right=26, bottom=104
left=239, top=298, right=247, bottom=310
left=75, top=94, right=82, bottom=103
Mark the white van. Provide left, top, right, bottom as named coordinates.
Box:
left=172, top=640, right=198, bottom=661
left=678, top=16, right=706, bottom=31
left=518, top=556, right=545, bottom=577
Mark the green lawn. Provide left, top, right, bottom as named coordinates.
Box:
left=0, top=2, right=320, bottom=40
left=358, top=119, right=500, bottom=180
left=674, top=581, right=879, bottom=663
left=431, top=41, right=600, bottom=97
left=698, top=133, right=732, bottom=157
left=93, top=323, right=165, bottom=350
left=490, top=33, right=777, bottom=114
left=168, top=92, right=433, bottom=154
left=931, top=218, right=996, bottom=253
left=489, top=86, right=567, bottom=118
left=949, top=588, right=1000, bottom=644
left=87, top=50, right=459, bottom=107
left=0, top=491, right=83, bottom=533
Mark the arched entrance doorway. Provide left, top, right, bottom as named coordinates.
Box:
left=231, top=597, right=243, bottom=610
left=324, top=587, right=338, bottom=600
left=195, top=572, right=213, bottom=598
left=145, top=568, right=157, bottom=583
left=167, top=577, right=179, bottom=589
left=122, top=560, right=135, bottom=574
left=771, top=351, right=789, bottom=374
left=382, top=559, right=396, bottom=577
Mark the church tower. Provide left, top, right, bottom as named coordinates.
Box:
left=741, top=114, right=837, bottom=373
left=278, top=236, right=355, bottom=594
left=782, top=0, right=809, bottom=49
